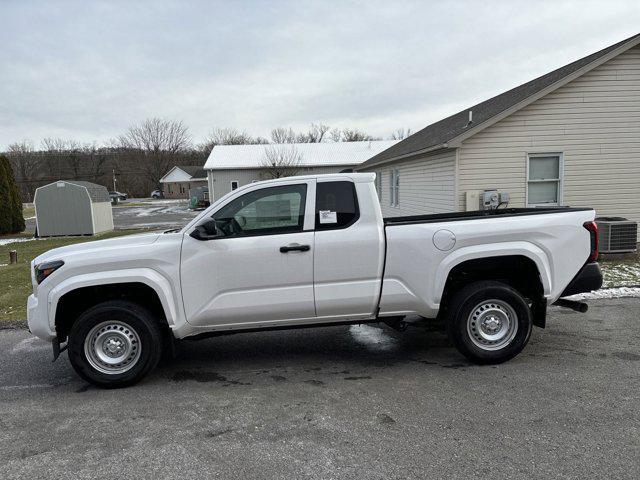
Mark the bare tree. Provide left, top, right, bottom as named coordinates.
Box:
left=261, top=144, right=303, bottom=179
left=41, top=138, right=88, bottom=179
left=340, top=128, right=377, bottom=142
left=200, top=127, right=267, bottom=154
left=329, top=128, right=342, bottom=142
left=85, top=145, right=108, bottom=183
left=328, top=127, right=378, bottom=142
left=297, top=123, right=330, bottom=143
left=118, top=118, right=191, bottom=189
left=271, top=123, right=331, bottom=144
left=390, top=128, right=412, bottom=140
left=6, top=140, right=39, bottom=201
left=271, top=127, right=297, bottom=144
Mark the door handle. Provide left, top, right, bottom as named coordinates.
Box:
left=280, top=244, right=310, bottom=253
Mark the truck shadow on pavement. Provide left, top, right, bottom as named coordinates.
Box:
left=3, top=323, right=476, bottom=393
left=156, top=323, right=473, bottom=387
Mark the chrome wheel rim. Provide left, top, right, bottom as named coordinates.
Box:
left=84, top=321, right=141, bottom=375
left=467, top=299, right=518, bottom=351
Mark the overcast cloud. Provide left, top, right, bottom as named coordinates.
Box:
left=1, top=0, right=639, bottom=149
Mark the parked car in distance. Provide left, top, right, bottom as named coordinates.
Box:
left=27, top=173, right=602, bottom=388
left=151, top=189, right=164, bottom=199
left=109, top=191, right=127, bottom=201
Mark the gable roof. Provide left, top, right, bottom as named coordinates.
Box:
left=204, top=140, right=399, bottom=170
left=54, top=180, right=110, bottom=202
left=177, top=166, right=207, bottom=179
left=160, top=165, right=207, bottom=183
left=360, top=32, right=640, bottom=169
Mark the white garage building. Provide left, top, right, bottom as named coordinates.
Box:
left=204, top=140, right=398, bottom=202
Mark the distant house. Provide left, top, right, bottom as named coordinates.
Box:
left=357, top=33, right=640, bottom=233
left=159, top=166, right=207, bottom=199
left=204, top=140, right=398, bottom=202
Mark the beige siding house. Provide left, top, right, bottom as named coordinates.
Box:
left=358, top=34, right=640, bottom=231
left=204, top=140, right=398, bottom=202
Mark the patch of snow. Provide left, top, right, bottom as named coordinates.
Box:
left=349, top=324, right=397, bottom=352
left=566, top=286, right=640, bottom=300
left=601, top=261, right=640, bottom=288
left=0, top=237, right=43, bottom=246
left=114, top=205, right=192, bottom=218
left=11, top=337, right=50, bottom=354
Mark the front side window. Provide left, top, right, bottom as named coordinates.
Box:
left=527, top=154, right=562, bottom=206
left=315, top=181, right=359, bottom=230
left=390, top=168, right=400, bottom=207
left=210, top=184, right=307, bottom=237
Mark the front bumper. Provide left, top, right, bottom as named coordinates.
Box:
left=27, top=294, right=55, bottom=341
left=560, top=262, right=603, bottom=297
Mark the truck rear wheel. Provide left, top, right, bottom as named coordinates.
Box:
left=68, top=300, right=164, bottom=388
left=446, top=281, right=533, bottom=364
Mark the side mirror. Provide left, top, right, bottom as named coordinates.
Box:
left=189, top=224, right=222, bottom=241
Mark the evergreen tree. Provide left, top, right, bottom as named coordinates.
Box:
left=0, top=155, right=25, bottom=234
left=0, top=157, right=11, bottom=234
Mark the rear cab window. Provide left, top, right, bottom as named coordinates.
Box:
left=315, top=181, right=359, bottom=230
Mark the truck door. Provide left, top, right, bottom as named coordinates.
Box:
left=313, top=180, right=385, bottom=318
left=181, top=180, right=316, bottom=327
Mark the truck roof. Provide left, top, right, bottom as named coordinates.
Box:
left=246, top=172, right=376, bottom=187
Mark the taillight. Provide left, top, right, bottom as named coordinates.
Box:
left=583, top=221, right=598, bottom=262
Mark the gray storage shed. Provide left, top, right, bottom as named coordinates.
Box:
left=34, top=181, right=114, bottom=236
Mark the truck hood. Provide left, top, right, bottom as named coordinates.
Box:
left=34, top=232, right=162, bottom=265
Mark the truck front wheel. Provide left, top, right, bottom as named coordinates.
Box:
left=446, top=281, right=533, bottom=364
left=67, top=300, right=164, bottom=388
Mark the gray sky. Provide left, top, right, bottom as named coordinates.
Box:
left=1, top=0, right=639, bottom=149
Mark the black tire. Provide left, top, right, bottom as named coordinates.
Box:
left=446, top=281, right=533, bottom=364
left=68, top=300, right=164, bottom=388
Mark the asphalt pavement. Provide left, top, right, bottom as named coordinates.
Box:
left=1, top=298, right=639, bottom=479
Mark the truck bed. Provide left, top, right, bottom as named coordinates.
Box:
left=379, top=205, right=597, bottom=318
left=384, top=207, right=594, bottom=226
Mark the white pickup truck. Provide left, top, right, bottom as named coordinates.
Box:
left=27, top=173, right=602, bottom=387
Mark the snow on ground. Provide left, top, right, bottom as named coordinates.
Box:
left=126, top=198, right=188, bottom=205
left=130, top=205, right=189, bottom=217
left=0, top=237, right=44, bottom=246
left=600, top=260, right=640, bottom=287
left=566, top=286, right=640, bottom=300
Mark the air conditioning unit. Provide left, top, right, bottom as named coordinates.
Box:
left=596, top=217, right=638, bottom=253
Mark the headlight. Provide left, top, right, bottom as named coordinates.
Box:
left=35, top=260, right=64, bottom=284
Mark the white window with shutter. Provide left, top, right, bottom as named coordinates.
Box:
left=390, top=168, right=400, bottom=207
left=527, top=153, right=563, bottom=206
left=375, top=172, right=382, bottom=200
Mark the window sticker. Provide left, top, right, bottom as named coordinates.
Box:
left=319, top=210, right=337, bottom=224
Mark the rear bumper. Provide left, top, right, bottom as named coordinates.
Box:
left=560, top=262, right=603, bottom=297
